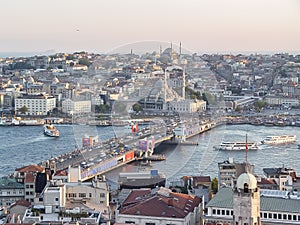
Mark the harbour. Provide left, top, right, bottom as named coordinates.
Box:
left=0, top=123, right=299, bottom=187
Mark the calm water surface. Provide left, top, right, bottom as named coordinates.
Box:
left=0, top=124, right=299, bottom=186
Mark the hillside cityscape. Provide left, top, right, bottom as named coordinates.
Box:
left=0, top=48, right=300, bottom=225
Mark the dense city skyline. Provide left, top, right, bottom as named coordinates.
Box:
left=1, top=0, right=300, bottom=55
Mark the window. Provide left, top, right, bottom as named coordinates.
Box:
left=293, top=215, right=297, bottom=221
left=213, top=209, right=216, bottom=214
left=100, top=193, right=105, bottom=198
left=278, top=214, right=282, bottom=219
left=273, top=214, right=277, bottom=219
left=55, top=197, right=59, bottom=201
left=268, top=213, right=272, bottom=219
left=263, top=213, right=267, bottom=218
left=145, top=223, right=155, bottom=225
left=125, top=222, right=135, bottom=224
left=217, top=209, right=220, bottom=215
left=79, top=193, right=86, bottom=198
left=89, top=193, right=92, bottom=197
left=283, top=214, right=287, bottom=220
left=288, top=214, right=292, bottom=220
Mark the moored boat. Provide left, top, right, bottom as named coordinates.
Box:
left=214, top=141, right=259, bottom=151
left=43, top=124, right=59, bottom=137
left=261, top=135, right=296, bottom=145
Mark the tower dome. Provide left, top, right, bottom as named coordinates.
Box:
left=236, top=172, right=257, bottom=190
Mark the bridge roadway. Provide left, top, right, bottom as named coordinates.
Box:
left=51, top=120, right=218, bottom=181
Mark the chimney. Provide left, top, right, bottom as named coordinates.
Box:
left=167, top=197, right=173, bottom=206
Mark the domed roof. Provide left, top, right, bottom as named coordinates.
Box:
left=236, top=172, right=257, bottom=190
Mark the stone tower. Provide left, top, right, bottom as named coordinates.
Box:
left=233, top=172, right=261, bottom=225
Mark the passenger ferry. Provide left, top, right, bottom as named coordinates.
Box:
left=261, top=135, right=296, bottom=145
left=213, top=142, right=259, bottom=151
left=43, top=124, right=59, bottom=137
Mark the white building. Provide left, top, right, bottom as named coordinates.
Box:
left=34, top=167, right=110, bottom=215
left=166, top=99, right=206, bottom=113
left=15, top=94, right=56, bottom=116
left=61, top=98, right=91, bottom=115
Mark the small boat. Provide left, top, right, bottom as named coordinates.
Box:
left=213, top=141, right=259, bottom=151
left=43, top=124, right=59, bottom=137
left=261, top=135, right=296, bottom=145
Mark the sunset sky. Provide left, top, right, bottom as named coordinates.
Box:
left=1, top=0, right=300, bottom=54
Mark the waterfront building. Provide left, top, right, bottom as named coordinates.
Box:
left=118, top=170, right=166, bottom=190
left=264, top=94, right=299, bottom=107
left=218, top=158, right=254, bottom=190
left=205, top=186, right=300, bottom=225
left=61, top=98, right=91, bottom=115
left=115, top=187, right=202, bottom=225
left=166, top=99, right=206, bottom=113
left=181, top=175, right=212, bottom=204
left=0, top=177, right=24, bottom=207
left=30, top=165, right=110, bottom=216
left=15, top=93, right=56, bottom=116
left=263, top=167, right=298, bottom=191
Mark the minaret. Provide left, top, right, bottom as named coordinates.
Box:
left=179, top=41, right=182, bottom=57
left=233, top=172, right=261, bottom=225
left=182, top=66, right=186, bottom=100
left=164, top=69, right=167, bottom=103
left=170, top=42, right=173, bottom=61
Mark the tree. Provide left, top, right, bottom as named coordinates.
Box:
left=211, top=177, right=218, bottom=194
left=18, top=106, right=29, bottom=115
left=66, top=54, right=75, bottom=60
left=132, top=103, right=143, bottom=113
left=255, top=100, right=266, bottom=112
left=79, top=58, right=91, bottom=66
left=96, top=104, right=111, bottom=113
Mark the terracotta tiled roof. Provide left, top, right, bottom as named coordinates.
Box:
left=9, top=199, right=31, bottom=209
left=258, top=177, right=276, bottom=185
left=16, top=164, right=44, bottom=173
left=24, top=173, right=35, bottom=183
left=122, top=189, right=151, bottom=206
left=119, top=188, right=201, bottom=218
left=54, top=170, right=68, bottom=176
left=193, top=176, right=211, bottom=183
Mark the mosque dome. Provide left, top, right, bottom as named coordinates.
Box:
left=236, top=172, right=257, bottom=190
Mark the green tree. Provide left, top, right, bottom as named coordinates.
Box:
left=18, top=106, right=29, bottom=115
left=96, top=104, right=111, bottom=113
left=255, top=100, right=266, bottom=112
left=132, top=103, right=143, bottom=113
left=66, top=54, right=75, bottom=60
left=79, top=58, right=91, bottom=66
left=211, top=177, right=218, bottom=194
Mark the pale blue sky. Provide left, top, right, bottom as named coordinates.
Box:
left=0, top=0, right=299, bottom=54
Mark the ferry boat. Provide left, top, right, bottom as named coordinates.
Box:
left=261, top=135, right=296, bottom=145
left=43, top=124, right=59, bottom=137
left=213, top=141, right=259, bottom=151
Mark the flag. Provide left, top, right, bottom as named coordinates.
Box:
left=245, top=133, right=248, bottom=152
